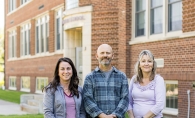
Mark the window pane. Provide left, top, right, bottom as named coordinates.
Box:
left=21, top=77, right=30, bottom=89
left=151, top=0, right=162, bottom=8
left=66, top=0, right=78, bottom=10
left=136, top=12, right=145, bottom=36
left=28, top=29, right=30, bottom=54
left=36, top=26, right=39, bottom=53
left=136, top=0, right=145, bottom=12
left=151, top=7, right=162, bottom=34
left=166, top=84, right=178, bottom=109
left=56, top=18, right=60, bottom=50
left=46, top=23, right=49, bottom=51
left=168, top=2, right=182, bottom=31
left=36, top=78, right=48, bottom=91
left=41, top=24, right=44, bottom=52
left=25, top=30, right=27, bottom=55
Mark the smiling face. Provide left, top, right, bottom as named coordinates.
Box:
left=96, top=44, right=113, bottom=66
left=58, top=61, right=73, bottom=83
left=139, top=54, right=154, bottom=74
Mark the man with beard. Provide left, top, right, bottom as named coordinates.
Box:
left=82, top=44, right=129, bottom=118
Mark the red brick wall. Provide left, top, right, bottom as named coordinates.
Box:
left=5, top=0, right=64, bottom=29
left=16, top=26, right=20, bottom=57
left=4, top=0, right=65, bottom=91
left=5, top=54, right=63, bottom=91
left=49, top=10, right=55, bottom=53
left=79, top=0, right=131, bottom=75
left=182, top=0, right=195, bottom=32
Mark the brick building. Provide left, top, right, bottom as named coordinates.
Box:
left=4, top=0, right=195, bottom=117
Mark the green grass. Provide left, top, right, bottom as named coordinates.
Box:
left=0, top=114, right=44, bottom=118
left=0, top=89, right=29, bottom=104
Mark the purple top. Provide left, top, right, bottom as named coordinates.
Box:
left=64, top=93, right=76, bottom=118
left=128, top=75, right=165, bottom=118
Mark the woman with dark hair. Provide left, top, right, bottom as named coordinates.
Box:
left=127, top=50, right=165, bottom=118
left=43, top=57, right=86, bottom=118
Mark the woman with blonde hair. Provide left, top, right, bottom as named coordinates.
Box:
left=127, top=50, right=165, bottom=118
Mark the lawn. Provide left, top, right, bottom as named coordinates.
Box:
left=0, top=89, right=29, bottom=104
left=0, top=114, right=44, bottom=118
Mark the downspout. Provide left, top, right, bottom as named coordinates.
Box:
left=187, top=90, right=190, bottom=118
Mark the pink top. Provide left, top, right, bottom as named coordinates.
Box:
left=64, top=92, right=76, bottom=118
left=128, top=75, right=165, bottom=118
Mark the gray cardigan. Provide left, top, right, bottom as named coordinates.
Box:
left=43, top=85, right=86, bottom=118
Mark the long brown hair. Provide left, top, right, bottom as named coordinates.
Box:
left=134, top=50, right=157, bottom=83
left=43, top=57, right=80, bottom=98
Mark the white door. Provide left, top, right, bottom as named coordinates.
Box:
left=76, top=47, right=82, bottom=86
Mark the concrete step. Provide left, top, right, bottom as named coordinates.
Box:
left=27, top=100, right=39, bottom=107
left=20, top=103, right=39, bottom=114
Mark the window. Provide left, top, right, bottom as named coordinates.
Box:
left=21, top=76, right=30, bottom=92
left=132, top=0, right=182, bottom=40
left=21, top=0, right=30, bottom=5
left=36, top=15, right=49, bottom=54
left=9, top=76, right=16, bottom=90
left=135, top=0, right=145, bottom=37
left=36, top=77, right=48, bottom=93
left=66, top=0, right=78, bottom=10
left=165, top=81, right=178, bottom=109
left=55, top=8, right=64, bottom=50
left=9, top=0, right=16, bottom=12
left=151, top=0, right=163, bottom=34
left=9, top=30, right=16, bottom=58
left=21, top=23, right=31, bottom=56
left=168, top=0, right=182, bottom=31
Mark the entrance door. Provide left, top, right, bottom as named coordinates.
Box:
left=76, top=47, right=82, bottom=86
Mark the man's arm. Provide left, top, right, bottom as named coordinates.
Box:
left=82, top=75, right=103, bottom=118
left=112, top=73, right=129, bottom=118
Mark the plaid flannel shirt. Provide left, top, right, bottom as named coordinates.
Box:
left=83, top=67, right=129, bottom=118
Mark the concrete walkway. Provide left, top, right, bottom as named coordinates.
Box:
left=0, top=99, right=28, bottom=115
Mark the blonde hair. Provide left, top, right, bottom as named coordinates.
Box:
left=134, top=50, right=157, bottom=83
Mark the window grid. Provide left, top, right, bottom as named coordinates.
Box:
left=150, top=0, right=163, bottom=34
left=133, top=0, right=182, bottom=39
left=135, top=0, right=146, bottom=37
left=36, top=77, right=48, bottom=92
left=66, top=0, right=78, bottom=10
left=9, top=30, right=16, bottom=58
left=165, top=81, right=178, bottom=109
left=9, top=76, right=16, bottom=88
left=36, top=15, right=49, bottom=54
left=9, top=0, right=16, bottom=12
left=55, top=8, right=64, bottom=51
left=21, top=23, right=31, bottom=56
left=21, top=76, right=30, bottom=90
left=168, top=0, right=182, bottom=31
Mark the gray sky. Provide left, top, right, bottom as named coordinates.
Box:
left=0, top=1, right=5, bottom=29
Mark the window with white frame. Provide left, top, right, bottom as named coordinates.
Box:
left=66, top=0, right=78, bottom=10
left=133, top=0, right=182, bottom=38
left=55, top=8, right=64, bottom=50
left=36, top=15, right=49, bottom=54
left=9, top=76, right=16, bottom=90
left=165, top=81, right=178, bottom=109
left=21, top=0, right=30, bottom=5
left=36, top=77, right=48, bottom=93
left=9, top=0, right=16, bottom=12
left=151, top=0, right=163, bottom=34
left=21, top=23, right=31, bottom=56
left=168, top=0, right=182, bottom=31
left=21, top=76, right=30, bottom=92
left=9, top=30, right=16, bottom=58
left=135, top=0, right=145, bottom=37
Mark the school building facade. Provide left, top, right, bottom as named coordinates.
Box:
left=4, top=0, right=195, bottom=117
